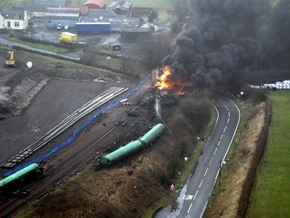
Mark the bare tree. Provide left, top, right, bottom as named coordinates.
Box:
left=134, top=33, right=173, bottom=70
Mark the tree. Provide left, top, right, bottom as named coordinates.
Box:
left=134, top=33, right=173, bottom=70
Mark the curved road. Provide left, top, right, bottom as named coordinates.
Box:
left=156, top=95, right=240, bottom=218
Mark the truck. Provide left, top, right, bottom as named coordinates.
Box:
left=59, top=32, right=78, bottom=44
left=5, top=51, right=15, bottom=67
left=75, top=22, right=110, bottom=34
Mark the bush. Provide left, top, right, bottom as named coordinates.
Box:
left=178, top=97, right=211, bottom=133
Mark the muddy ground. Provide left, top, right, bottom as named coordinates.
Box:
left=0, top=63, right=140, bottom=173
left=0, top=47, right=198, bottom=218
left=0, top=47, right=268, bottom=217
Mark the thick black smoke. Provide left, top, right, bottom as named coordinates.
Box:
left=163, top=0, right=290, bottom=89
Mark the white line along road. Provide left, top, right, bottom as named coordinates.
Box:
left=155, top=96, right=240, bottom=218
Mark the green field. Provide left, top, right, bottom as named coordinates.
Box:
left=0, top=0, right=173, bottom=11
left=105, top=0, right=173, bottom=10
left=248, top=90, right=290, bottom=217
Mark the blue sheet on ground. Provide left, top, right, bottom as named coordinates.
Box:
left=4, top=77, right=149, bottom=177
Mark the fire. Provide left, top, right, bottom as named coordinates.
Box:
left=154, top=66, right=185, bottom=94
left=155, top=66, right=174, bottom=90
left=178, top=89, right=185, bottom=95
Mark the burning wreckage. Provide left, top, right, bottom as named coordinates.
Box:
left=152, top=66, right=186, bottom=118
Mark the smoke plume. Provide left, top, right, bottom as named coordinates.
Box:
left=163, top=0, right=290, bottom=89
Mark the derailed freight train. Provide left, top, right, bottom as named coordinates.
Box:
left=100, top=123, right=166, bottom=167
left=0, top=161, right=50, bottom=199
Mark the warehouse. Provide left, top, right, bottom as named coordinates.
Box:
left=45, top=7, right=80, bottom=28
left=77, top=13, right=140, bottom=32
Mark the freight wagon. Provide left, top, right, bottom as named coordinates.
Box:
left=75, top=22, right=111, bottom=34
left=0, top=163, right=40, bottom=198
left=0, top=160, right=50, bottom=198
left=100, top=123, right=166, bottom=167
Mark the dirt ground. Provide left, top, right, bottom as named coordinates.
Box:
left=0, top=46, right=268, bottom=217
left=0, top=64, right=139, bottom=173
left=0, top=49, right=200, bottom=217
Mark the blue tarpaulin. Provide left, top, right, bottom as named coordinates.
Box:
left=4, top=77, right=149, bottom=177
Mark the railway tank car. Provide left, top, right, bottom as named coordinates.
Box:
left=101, top=140, right=143, bottom=166
left=100, top=123, right=166, bottom=167
left=0, top=161, right=50, bottom=198
left=0, top=163, right=40, bottom=197
left=139, top=123, right=166, bottom=145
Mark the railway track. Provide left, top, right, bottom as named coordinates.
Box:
left=0, top=81, right=150, bottom=217
left=1, top=87, right=129, bottom=168
left=0, top=117, right=124, bottom=217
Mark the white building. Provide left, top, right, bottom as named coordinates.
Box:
left=0, top=7, right=29, bottom=30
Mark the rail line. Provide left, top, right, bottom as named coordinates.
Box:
left=1, top=87, right=129, bottom=168
left=0, top=118, right=123, bottom=217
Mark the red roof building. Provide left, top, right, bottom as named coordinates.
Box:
left=83, top=0, right=106, bottom=9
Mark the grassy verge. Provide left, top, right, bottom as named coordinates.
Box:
left=154, top=10, right=173, bottom=25
left=8, top=36, right=69, bottom=53
left=143, top=105, right=217, bottom=218
left=204, top=98, right=247, bottom=217
left=248, top=90, right=290, bottom=217
left=16, top=50, right=114, bottom=74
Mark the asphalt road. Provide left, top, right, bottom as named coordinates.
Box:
left=155, top=95, right=240, bottom=218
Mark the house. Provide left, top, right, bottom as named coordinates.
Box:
left=0, top=14, right=4, bottom=30
left=108, top=0, right=132, bottom=17
left=0, top=7, right=29, bottom=30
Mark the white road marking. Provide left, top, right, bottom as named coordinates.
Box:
left=187, top=203, right=193, bottom=213
left=214, top=147, right=217, bottom=155
left=227, top=118, right=230, bottom=123
left=184, top=195, right=193, bottom=200
left=223, top=126, right=227, bottom=132
left=209, top=158, right=213, bottom=165
left=199, top=179, right=204, bottom=188
left=220, top=134, right=223, bottom=140
left=218, top=141, right=221, bottom=146
left=204, top=168, right=209, bottom=176
left=225, top=105, right=229, bottom=110
left=228, top=111, right=231, bottom=117
left=193, top=191, right=199, bottom=200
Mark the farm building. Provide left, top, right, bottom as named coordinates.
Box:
left=0, top=7, right=30, bottom=30
left=86, top=9, right=117, bottom=20
left=121, top=27, right=152, bottom=41
left=78, top=11, right=140, bottom=32
left=108, top=0, right=132, bottom=17
left=132, top=7, right=156, bottom=22
left=26, top=1, right=66, bottom=17
left=84, top=0, right=106, bottom=9
left=45, top=7, right=80, bottom=28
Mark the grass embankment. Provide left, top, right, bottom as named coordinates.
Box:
left=15, top=50, right=116, bottom=75
left=8, top=36, right=69, bottom=53
left=248, top=90, right=290, bottom=217
left=144, top=105, right=217, bottom=217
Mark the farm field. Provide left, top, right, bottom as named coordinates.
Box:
left=248, top=90, right=290, bottom=217
left=0, top=0, right=174, bottom=11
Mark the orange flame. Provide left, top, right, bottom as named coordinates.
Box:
left=154, top=66, right=186, bottom=94
left=155, top=66, right=173, bottom=90
left=178, top=89, right=185, bottom=95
